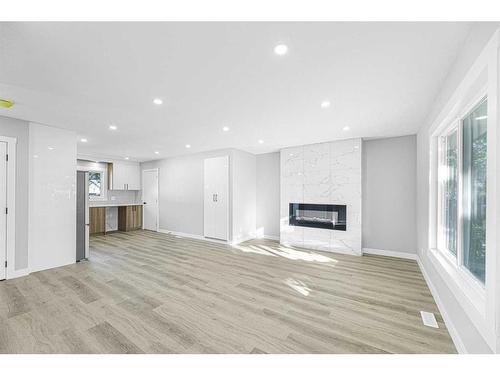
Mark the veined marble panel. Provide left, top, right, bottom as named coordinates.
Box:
left=105, top=207, right=118, bottom=232
left=304, top=142, right=330, bottom=171
left=280, top=138, right=362, bottom=256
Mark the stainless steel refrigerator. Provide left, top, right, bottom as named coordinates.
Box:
left=76, top=171, right=89, bottom=261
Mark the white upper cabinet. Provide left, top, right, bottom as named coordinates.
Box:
left=110, top=161, right=141, bottom=190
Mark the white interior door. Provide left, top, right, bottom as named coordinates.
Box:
left=0, top=142, right=7, bottom=280
left=204, top=156, right=229, bottom=240
left=142, top=169, right=159, bottom=231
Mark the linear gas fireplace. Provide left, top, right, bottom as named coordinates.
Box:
left=289, top=203, right=347, bottom=231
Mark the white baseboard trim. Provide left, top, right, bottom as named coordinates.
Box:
left=263, top=235, right=280, bottom=241
left=158, top=228, right=228, bottom=244
left=231, top=234, right=257, bottom=245
left=158, top=228, right=271, bottom=246
left=417, top=256, right=467, bottom=354
left=7, top=267, right=30, bottom=280
left=362, top=247, right=418, bottom=260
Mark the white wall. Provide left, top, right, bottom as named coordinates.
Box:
left=232, top=149, right=256, bottom=243
left=416, top=23, right=500, bottom=353
left=0, top=116, right=29, bottom=271
left=256, top=152, right=280, bottom=239
left=29, top=123, right=77, bottom=273
left=362, top=135, right=417, bottom=254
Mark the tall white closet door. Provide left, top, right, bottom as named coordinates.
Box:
left=204, top=156, right=229, bottom=240
left=204, top=157, right=217, bottom=239
left=214, top=156, right=229, bottom=240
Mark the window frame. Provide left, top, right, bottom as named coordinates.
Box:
left=429, top=86, right=495, bottom=349
left=88, top=170, right=105, bottom=199
left=459, top=96, right=488, bottom=284
left=436, top=122, right=460, bottom=259
left=436, top=95, right=488, bottom=287
left=76, top=161, right=108, bottom=201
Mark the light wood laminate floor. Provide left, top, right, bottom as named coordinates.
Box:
left=0, top=230, right=456, bottom=353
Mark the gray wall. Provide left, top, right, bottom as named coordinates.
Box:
left=232, top=149, right=257, bottom=243
left=141, top=148, right=257, bottom=242
left=0, top=115, right=29, bottom=270
left=362, top=135, right=417, bottom=253
left=416, top=23, right=500, bottom=353
left=141, top=149, right=233, bottom=237
left=256, top=152, right=280, bottom=239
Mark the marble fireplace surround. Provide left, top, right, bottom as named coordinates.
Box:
left=280, top=138, right=362, bottom=255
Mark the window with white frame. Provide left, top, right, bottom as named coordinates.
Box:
left=437, top=97, right=487, bottom=284
left=88, top=170, right=104, bottom=198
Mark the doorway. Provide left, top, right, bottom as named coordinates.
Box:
left=142, top=169, right=159, bottom=231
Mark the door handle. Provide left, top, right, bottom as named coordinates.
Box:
left=215, top=193, right=218, bottom=202
left=213, top=194, right=216, bottom=202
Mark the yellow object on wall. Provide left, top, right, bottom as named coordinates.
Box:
left=0, top=99, right=14, bottom=108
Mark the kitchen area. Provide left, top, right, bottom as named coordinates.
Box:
left=76, top=158, right=144, bottom=261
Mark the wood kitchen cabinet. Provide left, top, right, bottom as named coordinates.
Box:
left=118, top=205, right=143, bottom=231
left=89, top=207, right=106, bottom=234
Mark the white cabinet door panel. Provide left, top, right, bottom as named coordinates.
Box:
left=112, top=163, right=127, bottom=190
left=215, top=157, right=229, bottom=240
left=128, top=164, right=141, bottom=190
left=204, top=156, right=229, bottom=241
left=112, top=162, right=141, bottom=190
left=204, top=158, right=217, bottom=239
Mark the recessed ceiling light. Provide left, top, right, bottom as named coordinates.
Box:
left=47, top=146, right=54, bottom=150
left=321, top=100, right=331, bottom=108
left=154, top=151, right=160, bottom=155
left=109, top=125, right=117, bottom=130
left=222, top=126, right=230, bottom=132
left=342, top=126, right=350, bottom=131
left=124, top=157, right=129, bottom=160
left=153, top=98, right=163, bottom=105
left=274, top=44, right=288, bottom=56
left=258, top=139, right=264, bottom=144
left=185, top=144, right=191, bottom=149
left=80, top=138, right=88, bottom=143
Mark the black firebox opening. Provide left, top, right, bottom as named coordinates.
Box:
left=289, top=203, right=347, bottom=231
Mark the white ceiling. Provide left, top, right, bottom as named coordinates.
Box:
left=0, top=22, right=472, bottom=161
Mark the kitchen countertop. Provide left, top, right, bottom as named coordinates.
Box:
left=89, top=202, right=144, bottom=208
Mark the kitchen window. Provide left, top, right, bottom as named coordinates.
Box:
left=89, top=170, right=104, bottom=198
left=437, top=97, right=487, bottom=284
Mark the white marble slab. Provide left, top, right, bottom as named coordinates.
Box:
left=280, top=138, right=362, bottom=255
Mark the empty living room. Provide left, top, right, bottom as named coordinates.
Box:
left=1, top=1, right=500, bottom=374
